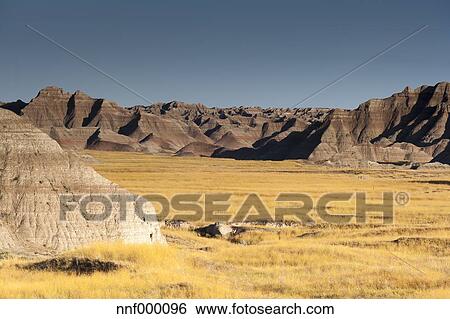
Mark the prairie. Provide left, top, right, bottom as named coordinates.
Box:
left=0, top=151, right=448, bottom=298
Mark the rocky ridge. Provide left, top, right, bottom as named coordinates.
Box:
left=0, top=108, right=164, bottom=255
left=2, top=82, right=450, bottom=166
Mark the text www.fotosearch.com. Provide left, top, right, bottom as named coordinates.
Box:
left=116, top=302, right=335, bottom=316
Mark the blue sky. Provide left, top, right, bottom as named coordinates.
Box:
left=1, top=0, right=449, bottom=108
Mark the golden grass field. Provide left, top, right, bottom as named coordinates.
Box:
left=0, top=151, right=449, bottom=298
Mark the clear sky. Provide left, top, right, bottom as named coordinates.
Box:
left=1, top=0, right=449, bottom=108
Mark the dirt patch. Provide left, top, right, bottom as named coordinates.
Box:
left=19, top=257, right=121, bottom=275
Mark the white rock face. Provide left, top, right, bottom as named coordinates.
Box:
left=0, top=109, right=164, bottom=254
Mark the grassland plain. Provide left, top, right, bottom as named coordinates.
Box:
left=0, top=151, right=449, bottom=298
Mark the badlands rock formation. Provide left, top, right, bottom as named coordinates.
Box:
left=2, top=82, right=450, bottom=165
left=0, top=109, right=164, bottom=255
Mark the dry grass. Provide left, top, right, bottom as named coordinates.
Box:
left=0, top=151, right=449, bottom=298
left=84, top=151, right=450, bottom=225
